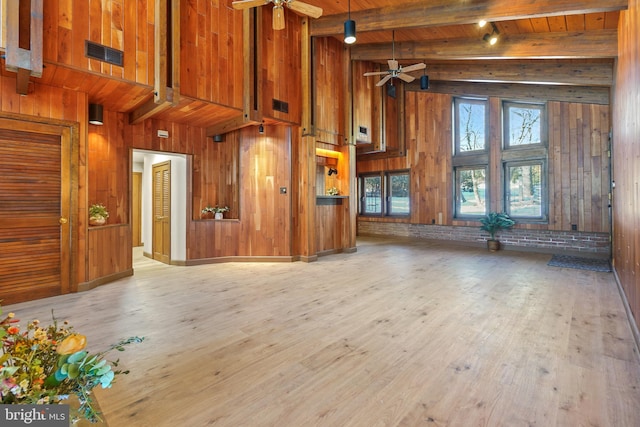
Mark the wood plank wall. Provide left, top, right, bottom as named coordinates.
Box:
left=613, top=0, right=640, bottom=331
left=43, top=0, right=153, bottom=84
left=357, top=89, right=611, bottom=235
left=180, top=0, right=243, bottom=108
left=259, top=10, right=302, bottom=124
left=314, top=36, right=345, bottom=145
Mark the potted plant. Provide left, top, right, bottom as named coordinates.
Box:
left=212, top=205, right=229, bottom=220
left=480, top=211, right=515, bottom=251
left=201, top=206, right=215, bottom=219
left=89, top=203, right=109, bottom=226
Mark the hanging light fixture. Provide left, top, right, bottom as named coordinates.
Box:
left=344, top=0, right=356, bottom=44
left=420, top=70, right=429, bottom=90
left=258, top=123, right=265, bottom=134
left=88, top=103, right=104, bottom=125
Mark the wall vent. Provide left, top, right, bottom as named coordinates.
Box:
left=272, top=99, right=289, bottom=113
left=85, top=41, right=124, bottom=67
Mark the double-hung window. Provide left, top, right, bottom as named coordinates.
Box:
left=502, top=101, right=547, bottom=221
left=453, top=97, right=489, bottom=218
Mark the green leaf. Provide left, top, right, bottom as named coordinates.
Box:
left=68, top=351, right=88, bottom=364
left=67, top=363, right=80, bottom=379
left=95, top=365, right=112, bottom=376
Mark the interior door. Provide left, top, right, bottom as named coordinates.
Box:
left=0, top=118, right=74, bottom=304
left=132, top=172, right=142, bottom=247
left=152, top=161, right=171, bottom=263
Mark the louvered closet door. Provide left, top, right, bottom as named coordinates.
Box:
left=0, top=126, right=70, bottom=304
left=152, top=161, right=171, bottom=264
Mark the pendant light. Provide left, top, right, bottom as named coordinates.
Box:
left=344, top=0, right=356, bottom=44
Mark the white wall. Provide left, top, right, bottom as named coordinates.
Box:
left=136, top=150, right=187, bottom=262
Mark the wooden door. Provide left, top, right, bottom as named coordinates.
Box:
left=152, top=161, right=171, bottom=263
left=0, top=117, right=75, bottom=304
left=132, top=172, right=142, bottom=247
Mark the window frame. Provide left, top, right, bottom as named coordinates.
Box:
left=503, top=101, right=547, bottom=150
left=504, top=159, right=547, bottom=222
left=453, top=97, right=489, bottom=156
left=358, top=170, right=411, bottom=217
left=454, top=165, right=488, bottom=218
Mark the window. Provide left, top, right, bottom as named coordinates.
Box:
left=361, top=175, right=382, bottom=215
left=453, top=97, right=489, bottom=218
left=455, top=166, right=487, bottom=216
left=388, top=172, right=410, bottom=215
left=504, top=102, right=545, bottom=148
left=454, top=98, right=487, bottom=154
left=359, top=171, right=410, bottom=216
left=506, top=161, right=545, bottom=219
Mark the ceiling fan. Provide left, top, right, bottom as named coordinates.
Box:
left=364, top=31, right=426, bottom=87
left=231, top=0, right=323, bottom=30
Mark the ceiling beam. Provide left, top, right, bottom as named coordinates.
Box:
left=310, top=0, right=627, bottom=37
left=350, top=30, right=617, bottom=61
left=409, top=60, right=613, bottom=86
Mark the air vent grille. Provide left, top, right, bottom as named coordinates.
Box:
left=85, top=41, right=124, bottom=67
left=272, top=99, right=289, bottom=113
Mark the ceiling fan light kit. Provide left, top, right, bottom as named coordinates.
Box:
left=232, top=0, right=323, bottom=30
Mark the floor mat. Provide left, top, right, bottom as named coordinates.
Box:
left=548, top=254, right=612, bottom=272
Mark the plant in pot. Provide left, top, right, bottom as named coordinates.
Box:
left=201, top=206, right=215, bottom=219
left=480, top=212, right=515, bottom=252
left=211, top=205, right=229, bottom=220
left=89, top=203, right=109, bottom=226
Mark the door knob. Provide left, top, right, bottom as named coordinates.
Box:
left=59, top=217, right=68, bottom=224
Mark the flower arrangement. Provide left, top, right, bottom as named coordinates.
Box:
left=88, top=203, right=109, bottom=221
left=0, top=305, right=143, bottom=423
left=201, top=205, right=229, bottom=214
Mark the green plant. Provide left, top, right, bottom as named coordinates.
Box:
left=89, top=203, right=109, bottom=220
left=480, top=212, right=515, bottom=240
left=0, top=305, right=143, bottom=423
left=202, top=205, right=228, bottom=214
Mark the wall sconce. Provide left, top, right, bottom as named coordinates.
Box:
left=483, top=23, right=499, bottom=45
left=88, top=103, right=103, bottom=125
left=328, top=167, right=338, bottom=176
left=258, top=123, right=265, bottom=134
left=344, top=0, right=356, bottom=44
left=213, top=134, right=224, bottom=143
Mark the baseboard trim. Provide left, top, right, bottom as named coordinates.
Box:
left=185, top=256, right=296, bottom=266
left=78, top=269, right=133, bottom=292
left=613, top=267, right=640, bottom=363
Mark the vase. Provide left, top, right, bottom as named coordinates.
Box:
left=89, top=217, right=106, bottom=226
left=214, top=212, right=223, bottom=220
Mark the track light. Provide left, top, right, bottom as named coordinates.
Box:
left=478, top=19, right=487, bottom=28
left=344, top=0, right=356, bottom=44
left=483, top=22, right=499, bottom=45
left=328, top=168, right=338, bottom=176
left=88, top=103, right=103, bottom=125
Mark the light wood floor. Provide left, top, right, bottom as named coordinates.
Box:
left=6, top=237, right=640, bottom=426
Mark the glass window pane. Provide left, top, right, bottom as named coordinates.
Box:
left=363, top=176, right=382, bottom=214
left=389, top=173, right=409, bottom=215
left=457, top=100, right=486, bottom=153
left=506, top=104, right=543, bottom=147
left=508, top=163, right=542, bottom=217
left=457, top=168, right=486, bottom=216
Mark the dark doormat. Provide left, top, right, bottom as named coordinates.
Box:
left=548, top=254, right=612, bottom=272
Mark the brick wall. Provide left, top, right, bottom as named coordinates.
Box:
left=357, top=221, right=610, bottom=255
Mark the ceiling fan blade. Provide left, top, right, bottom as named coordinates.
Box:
left=273, top=5, right=285, bottom=30
left=377, top=74, right=393, bottom=87
left=363, top=71, right=389, bottom=76
left=401, top=63, right=426, bottom=73
left=286, top=0, right=323, bottom=19
left=397, top=73, right=416, bottom=83
left=388, top=59, right=399, bottom=71
left=232, top=0, right=271, bottom=10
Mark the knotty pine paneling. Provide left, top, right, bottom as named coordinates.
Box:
left=42, top=0, right=153, bottom=85
left=613, top=1, right=640, bottom=331
left=357, top=89, right=610, bottom=234
left=180, top=0, right=243, bottom=109
left=314, top=37, right=345, bottom=145
left=315, top=202, right=349, bottom=253
left=353, top=61, right=381, bottom=146
left=87, top=224, right=131, bottom=281
left=259, top=9, right=302, bottom=124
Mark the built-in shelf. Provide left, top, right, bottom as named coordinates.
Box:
left=316, top=195, right=347, bottom=205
